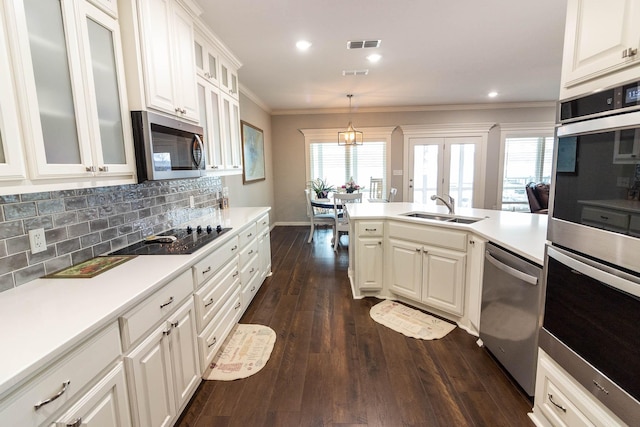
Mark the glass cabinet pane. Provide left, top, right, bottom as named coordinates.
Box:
left=87, top=17, right=125, bottom=164
left=209, top=90, right=222, bottom=163
left=24, top=0, right=81, bottom=164
left=207, top=53, right=217, bottom=79
left=194, top=40, right=203, bottom=70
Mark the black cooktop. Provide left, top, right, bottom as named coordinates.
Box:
left=111, top=225, right=232, bottom=255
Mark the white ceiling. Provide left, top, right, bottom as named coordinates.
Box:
left=195, top=0, right=568, bottom=112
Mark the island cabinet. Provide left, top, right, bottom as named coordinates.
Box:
left=121, top=269, right=200, bottom=427
left=0, top=322, right=128, bottom=427
left=387, top=221, right=467, bottom=316
left=560, top=0, right=640, bottom=99
left=355, top=221, right=384, bottom=291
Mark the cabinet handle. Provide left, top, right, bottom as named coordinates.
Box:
left=160, top=296, right=174, bottom=309
left=622, top=47, right=638, bottom=58
left=233, top=271, right=239, bottom=278
left=365, top=228, right=377, bottom=231
left=234, top=301, right=241, bottom=310
left=378, top=241, right=382, bottom=245
left=233, top=165, right=240, bottom=168
left=204, top=298, right=214, bottom=307
left=593, top=380, right=610, bottom=394
left=547, top=394, right=566, bottom=413
left=67, top=418, right=82, bottom=427
left=247, top=232, right=253, bottom=238
left=211, top=165, right=219, bottom=169
left=202, top=266, right=212, bottom=275
left=415, top=248, right=421, bottom=252
left=163, top=328, right=171, bottom=336
left=249, top=268, right=255, bottom=274
left=34, top=380, right=71, bottom=409
left=231, top=245, right=238, bottom=251
left=208, top=337, right=217, bottom=348
left=248, top=250, right=254, bottom=255
left=174, top=107, right=181, bottom=113
left=170, top=320, right=179, bottom=328
left=85, top=166, right=95, bottom=172
left=600, top=215, right=609, bottom=221
left=98, top=166, right=109, bottom=172
left=251, top=286, right=256, bottom=292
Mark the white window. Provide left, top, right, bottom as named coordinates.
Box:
left=498, top=124, right=554, bottom=212
left=301, top=127, right=395, bottom=194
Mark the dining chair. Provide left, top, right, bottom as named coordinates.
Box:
left=369, top=177, right=383, bottom=199
left=305, top=189, right=335, bottom=243
left=388, top=187, right=398, bottom=202
left=333, top=192, right=363, bottom=251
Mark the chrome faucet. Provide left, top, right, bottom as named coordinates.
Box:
left=430, top=194, right=455, bottom=214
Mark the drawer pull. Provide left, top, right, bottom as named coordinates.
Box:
left=593, top=380, right=610, bottom=394
left=233, top=271, right=239, bottom=278
left=365, top=228, right=377, bottom=231
left=600, top=215, right=609, bottom=221
left=251, top=286, right=256, bottom=292
left=231, top=245, right=238, bottom=251
left=249, top=268, right=255, bottom=274
left=202, top=266, right=212, bottom=275
left=547, top=393, right=566, bottom=413
left=34, top=380, right=71, bottom=410
left=247, top=232, right=253, bottom=238
left=67, top=418, right=82, bottom=427
left=163, top=328, right=171, bottom=336
left=160, top=296, right=174, bottom=309
left=208, top=337, right=217, bottom=348
left=248, top=250, right=254, bottom=255
left=234, top=301, right=241, bottom=310
left=170, top=320, right=179, bottom=328
left=204, top=298, right=215, bottom=307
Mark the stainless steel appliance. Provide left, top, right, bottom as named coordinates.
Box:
left=480, top=242, right=543, bottom=397
left=543, top=78, right=640, bottom=424
left=111, top=224, right=231, bottom=255
left=131, top=110, right=205, bottom=182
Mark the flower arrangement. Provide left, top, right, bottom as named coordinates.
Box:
left=309, top=178, right=335, bottom=199
left=342, top=177, right=361, bottom=193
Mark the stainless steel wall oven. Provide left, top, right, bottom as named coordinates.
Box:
left=543, top=80, right=640, bottom=425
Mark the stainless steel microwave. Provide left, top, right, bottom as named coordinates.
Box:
left=131, top=110, right=205, bottom=182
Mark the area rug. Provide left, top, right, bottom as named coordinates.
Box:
left=203, top=324, right=276, bottom=381
left=370, top=300, right=456, bottom=340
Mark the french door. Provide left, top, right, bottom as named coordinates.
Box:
left=408, top=137, right=482, bottom=208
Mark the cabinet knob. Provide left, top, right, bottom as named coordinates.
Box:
left=85, top=166, right=95, bottom=172
left=98, top=166, right=109, bottom=172
left=622, top=47, right=638, bottom=58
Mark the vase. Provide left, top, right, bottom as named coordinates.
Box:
left=346, top=189, right=355, bottom=193
left=317, top=191, right=329, bottom=199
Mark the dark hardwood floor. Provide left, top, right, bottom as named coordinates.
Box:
left=176, top=226, right=534, bottom=427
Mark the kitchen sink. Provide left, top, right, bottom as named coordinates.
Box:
left=401, top=212, right=482, bottom=224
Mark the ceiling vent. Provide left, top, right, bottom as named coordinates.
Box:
left=347, top=40, right=381, bottom=49
left=342, top=69, right=369, bottom=76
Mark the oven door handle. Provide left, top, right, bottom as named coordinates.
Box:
left=485, top=251, right=538, bottom=285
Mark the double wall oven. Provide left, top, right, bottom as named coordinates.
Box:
left=544, top=80, right=640, bottom=425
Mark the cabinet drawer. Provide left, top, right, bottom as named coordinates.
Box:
left=357, top=221, right=384, bottom=237
left=239, top=223, right=257, bottom=248
left=257, top=213, right=270, bottom=234
left=198, top=291, right=242, bottom=370
left=239, top=239, right=258, bottom=266
left=193, top=236, right=239, bottom=288
left=388, top=221, right=467, bottom=251
left=194, top=260, right=240, bottom=332
left=120, top=269, right=192, bottom=349
left=0, top=323, right=120, bottom=426
left=241, top=266, right=262, bottom=308
left=240, top=253, right=260, bottom=286
left=581, top=207, right=629, bottom=231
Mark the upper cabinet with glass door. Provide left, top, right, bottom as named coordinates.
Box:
left=0, top=10, right=26, bottom=181
left=219, top=56, right=239, bottom=100
left=194, top=29, right=219, bottom=86
left=5, top=0, right=134, bottom=180
left=560, top=0, right=640, bottom=99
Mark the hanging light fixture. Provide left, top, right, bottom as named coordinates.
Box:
left=338, top=94, right=363, bottom=146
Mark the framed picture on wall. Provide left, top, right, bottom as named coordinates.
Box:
left=241, top=121, right=266, bottom=184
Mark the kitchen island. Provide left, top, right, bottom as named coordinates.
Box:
left=345, top=202, right=548, bottom=335
left=0, top=207, right=270, bottom=426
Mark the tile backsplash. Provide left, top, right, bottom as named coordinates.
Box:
left=0, top=177, right=222, bottom=293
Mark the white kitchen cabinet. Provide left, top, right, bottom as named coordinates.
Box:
left=387, top=222, right=467, bottom=316
left=355, top=221, right=385, bottom=291
left=136, top=0, right=198, bottom=122
left=219, top=56, right=239, bottom=99
left=0, top=9, right=26, bottom=180
left=613, top=128, right=640, bottom=163
left=257, top=213, right=272, bottom=281
left=560, top=0, right=640, bottom=98
left=6, top=0, right=135, bottom=180
left=53, top=362, right=131, bottom=427
left=531, top=349, right=626, bottom=427
left=194, top=30, right=219, bottom=85
left=220, top=92, right=242, bottom=171
left=125, top=298, right=200, bottom=427
left=197, top=77, right=224, bottom=171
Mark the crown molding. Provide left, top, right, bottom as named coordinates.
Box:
left=239, top=84, right=272, bottom=114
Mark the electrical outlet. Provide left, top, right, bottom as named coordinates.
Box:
left=28, top=228, right=47, bottom=254
left=189, top=195, right=195, bottom=208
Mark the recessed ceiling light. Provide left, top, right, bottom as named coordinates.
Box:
left=296, top=40, right=312, bottom=51
left=367, top=54, right=382, bottom=63
left=488, top=91, right=498, bottom=98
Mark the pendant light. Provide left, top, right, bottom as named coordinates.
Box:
left=338, top=94, right=363, bottom=146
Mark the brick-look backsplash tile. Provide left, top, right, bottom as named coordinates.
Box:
left=0, top=176, right=223, bottom=293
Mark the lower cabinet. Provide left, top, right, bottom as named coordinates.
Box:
left=355, top=221, right=384, bottom=291
left=387, top=222, right=467, bottom=316
left=124, top=298, right=200, bottom=427
left=531, top=349, right=626, bottom=427
left=53, top=362, right=131, bottom=427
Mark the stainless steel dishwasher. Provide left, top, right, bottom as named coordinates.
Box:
left=479, top=242, right=543, bottom=397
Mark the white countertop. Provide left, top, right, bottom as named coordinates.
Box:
left=0, top=206, right=269, bottom=398
left=347, top=202, right=548, bottom=265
